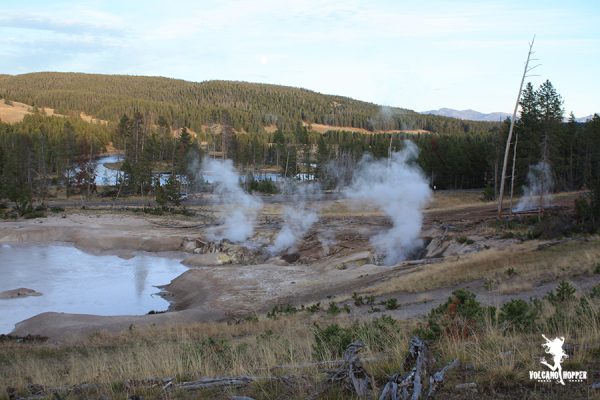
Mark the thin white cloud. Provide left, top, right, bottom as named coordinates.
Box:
left=0, top=0, right=597, bottom=115
left=0, top=8, right=126, bottom=36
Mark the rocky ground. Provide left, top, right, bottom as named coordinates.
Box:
left=2, top=190, right=598, bottom=342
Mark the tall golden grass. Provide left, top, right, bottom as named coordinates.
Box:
left=367, top=237, right=600, bottom=295
left=3, top=285, right=600, bottom=399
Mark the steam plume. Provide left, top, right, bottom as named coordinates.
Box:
left=269, top=181, right=320, bottom=254
left=514, top=161, right=553, bottom=212
left=202, top=158, right=263, bottom=242
left=345, top=141, right=431, bottom=265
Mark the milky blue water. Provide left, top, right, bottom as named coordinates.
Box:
left=91, top=154, right=315, bottom=186
left=0, top=244, right=187, bottom=333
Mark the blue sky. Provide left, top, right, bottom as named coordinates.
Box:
left=0, top=0, right=598, bottom=116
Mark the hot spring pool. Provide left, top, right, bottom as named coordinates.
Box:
left=0, top=244, right=188, bottom=333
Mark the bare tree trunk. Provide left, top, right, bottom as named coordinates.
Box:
left=509, top=131, right=519, bottom=214
left=497, top=36, right=536, bottom=217
left=284, top=149, right=290, bottom=177
left=540, top=128, right=550, bottom=216
left=539, top=176, right=544, bottom=216
left=87, top=140, right=92, bottom=199
left=494, top=155, right=498, bottom=199
left=387, top=135, right=393, bottom=168
left=39, top=134, right=47, bottom=203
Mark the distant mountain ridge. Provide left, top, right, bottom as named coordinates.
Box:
left=572, top=114, right=595, bottom=123
left=423, top=107, right=596, bottom=123
left=421, top=108, right=511, bottom=122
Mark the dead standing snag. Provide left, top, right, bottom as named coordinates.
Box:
left=326, top=340, right=374, bottom=399
left=378, top=337, right=458, bottom=400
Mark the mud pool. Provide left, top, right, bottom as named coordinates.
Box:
left=0, top=244, right=187, bottom=333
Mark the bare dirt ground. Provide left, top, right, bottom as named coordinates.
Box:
left=3, top=190, right=599, bottom=342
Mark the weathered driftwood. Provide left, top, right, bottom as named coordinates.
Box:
left=7, top=376, right=289, bottom=399
left=325, top=340, right=374, bottom=399
left=427, top=359, right=459, bottom=398
left=177, top=376, right=254, bottom=390
left=6, top=383, right=100, bottom=400
left=125, top=376, right=174, bottom=392
left=378, top=337, right=458, bottom=400
left=175, top=375, right=292, bottom=391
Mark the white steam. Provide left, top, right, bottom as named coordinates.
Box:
left=202, top=158, right=263, bottom=242
left=317, top=230, right=337, bottom=255
left=269, top=181, right=320, bottom=254
left=345, top=141, right=431, bottom=265
left=514, top=161, right=553, bottom=212
left=270, top=207, right=318, bottom=254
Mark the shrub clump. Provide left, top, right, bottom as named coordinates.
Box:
left=417, top=289, right=491, bottom=340
left=266, top=303, right=298, bottom=319
left=312, top=315, right=397, bottom=359
left=498, top=299, right=540, bottom=332
left=248, top=178, right=278, bottom=194
left=455, top=236, right=475, bottom=245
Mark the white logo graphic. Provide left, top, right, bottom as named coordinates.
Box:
left=540, top=335, right=568, bottom=385
left=529, top=335, right=587, bottom=385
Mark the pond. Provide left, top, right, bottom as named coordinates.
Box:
left=92, top=155, right=187, bottom=186
left=91, top=154, right=315, bottom=187
left=0, top=244, right=188, bottom=334
left=95, top=154, right=124, bottom=186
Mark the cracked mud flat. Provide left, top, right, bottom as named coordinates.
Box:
left=2, top=192, right=597, bottom=342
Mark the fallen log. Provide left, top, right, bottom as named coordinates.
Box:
left=175, top=375, right=293, bottom=391
left=125, top=376, right=173, bottom=391
left=177, top=376, right=254, bottom=390
left=6, top=383, right=100, bottom=400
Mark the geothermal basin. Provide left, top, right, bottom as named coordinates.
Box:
left=0, top=244, right=188, bottom=333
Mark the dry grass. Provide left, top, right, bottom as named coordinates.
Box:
left=496, top=280, right=534, bottom=295
left=437, top=296, right=600, bottom=393
left=0, top=314, right=410, bottom=394
left=79, top=111, right=109, bottom=125
left=318, top=199, right=385, bottom=218
left=367, top=237, right=600, bottom=295
left=0, top=98, right=108, bottom=125
left=3, top=290, right=600, bottom=399
left=314, top=190, right=490, bottom=219
left=0, top=99, right=34, bottom=123
left=1, top=316, right=312, bottom=390
left=426, top=190, right=486, bottom=210
left=302, top=122, right=429, bottom=135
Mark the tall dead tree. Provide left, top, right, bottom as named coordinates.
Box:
left=497, top=36, right=539, bottom=217
left=508, top=131, right=519, bottom=214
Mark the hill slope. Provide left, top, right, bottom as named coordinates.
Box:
left=0, top=72, right=499, bottom=135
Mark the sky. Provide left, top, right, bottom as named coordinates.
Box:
left=0, top=0, right=598, bottom=117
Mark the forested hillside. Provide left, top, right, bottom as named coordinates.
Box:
left=0, top=74, right=598, bottom=210
left=0, top=72, right=497, bottom=135
left=0, top=113, right=113, bottom=203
